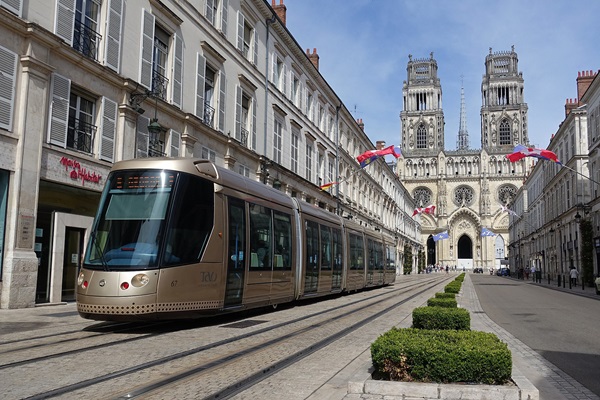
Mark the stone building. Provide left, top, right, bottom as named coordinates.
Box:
left=0, top=0, right=419, bottom=309
left=398, top=48, right=529, bottom=271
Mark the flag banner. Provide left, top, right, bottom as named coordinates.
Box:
left=433, top=231, right=449, bottom=242
left=506, top=144, right=560, bottom=164
left=412, top=204, right=436, bottom=217
left=356, top=145, right=402, bottom=168
left=481, top=227, right=496, bottom=237
left=500, top=204, right=518, bottom=217
left=319, top=182, right=338, bottom=190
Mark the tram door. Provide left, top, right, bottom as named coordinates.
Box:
left=304, top=220, right=319, bottom=293
left=225, top=198, right=246, bottom=307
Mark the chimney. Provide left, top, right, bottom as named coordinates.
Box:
left=307, top=48, right=319, bottom=70
left=376, top=141, right=386, bottom=150
left=576, top=69, right=597, bottom=102
left=564, top=98, right=577, bottom=117
left=356, top=118, right=364, bottom=131
left=271, top=0, right=286, bottom=26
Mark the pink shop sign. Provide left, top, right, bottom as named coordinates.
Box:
left=60, top=157, right=102, bottom=186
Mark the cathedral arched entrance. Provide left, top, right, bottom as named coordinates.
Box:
left=426, top=236, right=436, bottom=266
left=457, top=234, right=473, bottom=270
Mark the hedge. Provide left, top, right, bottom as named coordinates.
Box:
left=413, top=306, right=470, bottom=330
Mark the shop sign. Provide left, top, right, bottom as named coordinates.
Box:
left=60, top=157, right=102, bottom=186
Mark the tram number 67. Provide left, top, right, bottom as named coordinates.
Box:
left=171, top=280, right=177, bottom=287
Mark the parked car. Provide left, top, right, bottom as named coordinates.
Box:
left=473, top=267, right=483, bottom=273
left=496, top=267, right=509, bottom=276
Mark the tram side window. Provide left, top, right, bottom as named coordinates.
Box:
left=320, top=225, right=332, bottom=270
left=306, top=220, right=319, bottom=271
left=374, top=241, right=384, bottom=271
left=164, top=175, right=214, bottom=265
left=349, top=233, right=364, bottom=271
left=367, top=238, right=375, bottom=269
left=273, top=211, right=292, bottom=270
left=249, top=204, right=272, bottom=270
left=386, top=244, right=396, bottom=271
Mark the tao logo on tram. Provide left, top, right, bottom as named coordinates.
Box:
left=200, top=271, right=217, bottom=283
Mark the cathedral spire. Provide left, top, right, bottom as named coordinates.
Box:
left=457, top=78, right=469, bottom=150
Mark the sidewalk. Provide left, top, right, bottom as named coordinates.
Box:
left=462, top=274, right=600, bottom=400
left=518, top=274, right=600, bottom=301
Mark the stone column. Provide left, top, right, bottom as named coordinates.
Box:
left=1, top=56, right=53, bottom=308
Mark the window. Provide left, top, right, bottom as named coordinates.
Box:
left=416, top=124, right=427, bottom=149
left=203, top=64, right=217, bottom=127
left=273, top=116, right=283, bottom=164
left=250, top=204, right=272, bottom=269
left=238, top=164, right=250, bottom=177
left=236, top=11, right=257, bottom=64
left=273, top=211, right=292, bottom=270
left=291, top=128, right=299, bottom=173
left=235, top=85, right=255, bottom=149
left=202, top=146, right=216, bottom=162
left=73, top=0, right=101, bottom=59
left=292, top=75, right=300, bottom=107
left=49, top=74, right=117, bottom=161
left=499, top=119, right=511, bottom=145
left=306, top=142, right=313, bottom=182
left=68, top=90, right=96, bottom=154
left=206, top=0, right=228, bottom=33
left=139, top=10, right=182, bottom=107
left=196, top=50, right=226, bottom=133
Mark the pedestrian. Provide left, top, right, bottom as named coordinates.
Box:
left=530, top=265, right=535, bottom=281
left=569, top=267, right=579, bottom=286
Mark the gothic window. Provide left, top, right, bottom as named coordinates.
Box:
left=413, top=187, right=432, bottom=207
left=497, top=184, right=517, bottom=205
left=416, top=124, right=427, bottom=149
left=499, top=119, right=511, bottom=145
left=453, top=186, right=474, bottom=207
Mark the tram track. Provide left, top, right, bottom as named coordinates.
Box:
left=12, top=275, right=451, bottom=400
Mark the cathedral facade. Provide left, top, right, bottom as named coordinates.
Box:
left=398, top=48, right=530, bottom=270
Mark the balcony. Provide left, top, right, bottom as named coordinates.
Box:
left=202, top=102, right=215, bottom=127
left=240, top=127, right=249, bottom=148
left=67, top=117, right=96, bottom=154
left=151, top=70, right=169, bottom=100
left=73, top=23, right=102, bottom=60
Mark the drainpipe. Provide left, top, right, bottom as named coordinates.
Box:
left=264, top=14, right=277, bottom=159
left=335, top=105, right=341, bottom=215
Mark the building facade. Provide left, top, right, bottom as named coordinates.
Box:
left=398, top=48, right=529, bottom=271
left=508, top=70, right=600, bottom=283
left=0, top=0, right=420, bottom=309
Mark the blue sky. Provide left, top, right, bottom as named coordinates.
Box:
left=285, top=0, right=600, bottom=151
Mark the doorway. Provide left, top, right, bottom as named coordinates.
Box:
left=61, top=227, right=85, bottom=301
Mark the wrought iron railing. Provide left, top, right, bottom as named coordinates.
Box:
left=151, top=70, right=169, bottom=100
left=203, top=102, right=215, bottom=127
left=67, top=117, right=96, bottom=154
left=240, top=127, right=249, bottom=148
left=73, top=23, right=101, bottom=60
left=148, top=141, right=166, bottom=157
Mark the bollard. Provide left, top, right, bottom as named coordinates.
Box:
left=569, top=278, right=572, bottom=289
left=558, top=274, right=561, bottom=287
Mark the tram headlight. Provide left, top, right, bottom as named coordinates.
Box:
left=77, top=272, right=85, bottom=286
left=131, top=273, right=150, bottom=288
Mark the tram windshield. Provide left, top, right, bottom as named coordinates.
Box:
left=84, top=169, right=214, bottom=270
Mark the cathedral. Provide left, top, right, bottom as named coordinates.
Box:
left=398, top=47, right=530, bottom=271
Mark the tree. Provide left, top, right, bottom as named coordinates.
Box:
left=403, top=244, right=413, bottom=275
left=580, top=219, right=594, bottom=286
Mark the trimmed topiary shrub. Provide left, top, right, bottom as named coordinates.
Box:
left=427, top=297, right=457, bottom=308
left=371, top=328, right=511, bottom=384
left=412, top=306, right=470, bottom=330
left=435, top=292, right=455, bottom=299
left=444, top=282, right=461, bottom=294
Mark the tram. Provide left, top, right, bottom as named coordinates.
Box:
left=76, top=158, right=396, bottom=321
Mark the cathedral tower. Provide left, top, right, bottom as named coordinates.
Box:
left=400, top=53, right=445, bottom=156
left=480, top=46, right=529, bottom=152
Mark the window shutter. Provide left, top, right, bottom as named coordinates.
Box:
left=252, top=29, right=258, bottom=66
left=136, top=115, right=150, bottom=158
left=55, top=0, right=75, bottom=45
left=303, top=84, right=308, bottom=115
left=171, top=33, right=183, bottom=108
left=234, top=85, right=242, bottom=140
left=205, top=0, right=214, bottom=25
left=251, top=97, right=257, bottom=150
left=271, top=53, right=277, bottom=84
left=0, top=0, right=22, bottom=16
left=195, top=53, right=206, bottom=119
left=0, top=45, right=17, bottom=131
left=236, top=11, right=244, bottom=52
left=282, top=63, right=287, bottom=95
left=99, top=97, right=117, bottom=162
left=139, top=9, right=154, bottom=90
left=47, top=73, right=71, bottom=147
left=104, top=0, right=123, bottom=72
left=220, top=0, right=228, bottom=35
left=218, top=70, right=226, bottom=132
left=169, top=129, right=180, bottom=157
